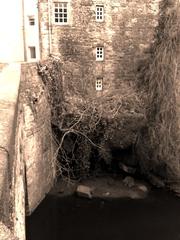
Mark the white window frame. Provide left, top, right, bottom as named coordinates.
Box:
left=54, top=2, right=68, bottom=24
left=96, top=78, right=103, bottom=91
left=96, top=5, right=104, bottom=22
left=96, top=47, right=104, bottom=61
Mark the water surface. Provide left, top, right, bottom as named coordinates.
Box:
left=26, top=189, right=180, bottom=240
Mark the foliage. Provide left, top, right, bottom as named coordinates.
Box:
left=37, top=1, right=180, bottom=190
left=136, top=0, right=180, bottom=186
left=37, top=56, right=145, bottom=179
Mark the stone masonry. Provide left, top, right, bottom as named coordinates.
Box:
left=39, top=0, right=161, bottom=95
left=20, top=63, right=56, bottom=215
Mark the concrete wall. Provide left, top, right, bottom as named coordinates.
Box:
left=0, top=0, right=40, bottom=63
left=39, top=0, right=161, bottom=95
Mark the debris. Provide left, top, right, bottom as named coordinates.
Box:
left=123, top=176, right=135, bottom=188
left=137, top=184, right=148, bottom=193
left=129, top=191, right=141, bottom=199
left=76, top=185, right=93, bottom=199
left=103, top=192, right=110, bottom=197
left=107, top=178, right=115, bottom=186
left=148, top=174, right=165, bottom=188
left=169, top=182, right=180, bottom=197
left=118, top=162, right=136, bottom=174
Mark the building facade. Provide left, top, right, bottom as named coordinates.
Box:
left=23, top=0, right=41, bottom=61
left=39, top=0, right=161, bottom=93
left=0, top=0, right=161, bottom=92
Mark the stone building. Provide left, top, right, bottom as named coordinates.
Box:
left=23, top=0, right=41, bottom=61
left=38, top=0, right=161, bottom=93
left=0, top=0, right=161, bottom=92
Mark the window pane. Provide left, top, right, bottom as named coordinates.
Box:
left=29, top=47, right=36, bottom=59
left=29, top=16, right=35, bottom=25
left=96, top=5, right=104, bottom=21
left=96, top=79, right=103, bottom=90
left=54, top=2, right=68, bottom=23
left=96, top=47, right=104, bottom=60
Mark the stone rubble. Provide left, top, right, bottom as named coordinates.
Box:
left=76, top=185, right=93, bottom=199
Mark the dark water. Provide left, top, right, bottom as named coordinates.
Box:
left=26, top=190, right=180, bottom=240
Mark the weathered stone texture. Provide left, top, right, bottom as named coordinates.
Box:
left=177, top=65, right=180, bottom=149
left=0, top=63, right=57, bottom=239
left=20, top=63, right=56, bottom=215
left=39, top=0, right=161, bottom=95
left=0, top=64, right=21, bottom=229
left=38, top=1, right=50, bottom=59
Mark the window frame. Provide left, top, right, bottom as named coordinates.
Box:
left=96, top=47, right=104, bottom=61
left=54, top=2, right=68, bottom=25
left=96, top=5, right=104, bottom=22
left=96, top=78, right=103, bottom=91
left=28, top=16, right=35, bottom=26
left=29, top=46, right=36, bottom=59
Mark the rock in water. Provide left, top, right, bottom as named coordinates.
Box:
left=123, top=176, right=135, bottom=188
left=76, top=185, right=93, bottom=199
left=137, top=184, right=148, bottom=193
left=148, top=174, right=165, bottom=188
left=118, top=162, right=136, bottom=174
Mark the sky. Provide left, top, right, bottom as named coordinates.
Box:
left=0, top=1, right=24, bottom=62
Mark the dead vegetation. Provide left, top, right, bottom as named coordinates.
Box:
left=38, top=0, right=180, bottom=191
left=37, top=57, right=145, bottom=179
left=136, top=0, right=180, bottom=188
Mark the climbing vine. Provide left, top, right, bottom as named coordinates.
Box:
left=136, top=0, right=180, bottom=189
left=37, top=57, right=145, bottom=180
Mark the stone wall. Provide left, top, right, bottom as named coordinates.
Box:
left=20, top=63, right=56, bottom=215
left=39, top=0, right=161, bottom=96
left=0, top=64, right=21, bottom=230
left=0, top=63, right=56, bottom=239
left=177, top=64, right=180, bottom=153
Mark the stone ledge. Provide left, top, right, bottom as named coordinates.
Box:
left=0, top=63, right=21, bottom=227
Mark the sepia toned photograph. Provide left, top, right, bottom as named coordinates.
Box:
left=0, top=0, right=180, bottom=239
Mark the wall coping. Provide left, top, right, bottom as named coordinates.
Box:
left=0, top=63, right=21, bottom=224
left=0, top=63, right=21, bottom=150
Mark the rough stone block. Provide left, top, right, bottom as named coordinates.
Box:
left=76, top=185, right=93, bottom=199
